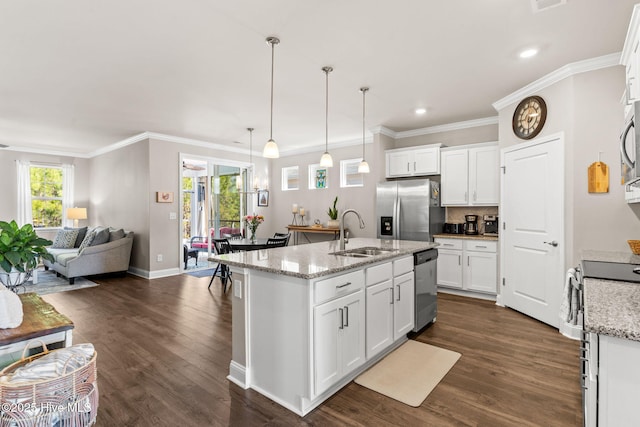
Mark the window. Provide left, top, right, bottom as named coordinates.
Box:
left=30, top=166, right=64, bottom=228
left=340, top=159, right=364, bottom=188
left=282, top=166, right=299, bottom=191
left=308, top=164, right=328, bottom=190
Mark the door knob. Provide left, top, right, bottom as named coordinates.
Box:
left=543, top=240, right=558, bottom=247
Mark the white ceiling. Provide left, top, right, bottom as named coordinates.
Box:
left=0, top=0, right=637, bottom=157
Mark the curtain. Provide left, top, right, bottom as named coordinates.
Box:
left=62, top=164, right=75, bottom=228
left=16, top=160, right=32, bottom=226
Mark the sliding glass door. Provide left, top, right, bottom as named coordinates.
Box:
left=181, top=157, right=250, bottom=271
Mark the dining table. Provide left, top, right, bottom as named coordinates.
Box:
left=228, top=238, right=270, bottom=251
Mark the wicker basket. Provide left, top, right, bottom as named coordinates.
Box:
left=0, top=341, right=98, bottom=427
left=628, top=240, right=640, bottom=255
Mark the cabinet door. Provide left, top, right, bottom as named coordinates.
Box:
left=436, top=249, right=463, bottom=289
left=313, top=297, right=342, bottom=395
left=413, top=147, right=440, bottom=175
left=441, top=150, right=469, bottom=205
left=366, top=280, right=393, bottom=359
left=469, top=145, right=499, bottom=205
left=393, top=272, right=415, bottom=340
left=464, top=251, right=497, bottom=294
left=387, top=151, right=412, bottom=177
left=340, top=290, right=366, bottom=376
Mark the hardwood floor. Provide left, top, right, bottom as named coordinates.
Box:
left=42, top=273, right=582, bottom=426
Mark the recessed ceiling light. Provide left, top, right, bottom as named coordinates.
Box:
left=415, top=108, right=427, bottom=115
left=519, top=48, right=538, bottom=59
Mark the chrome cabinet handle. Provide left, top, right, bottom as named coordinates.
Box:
left=390, top=287, right=394, bottom=304
left=443, top=243, right=454, bottom=247
left=338, top=308, right=344, bottom=329
left=543, top=241, right=558, bottom=247
left=464, top=191, right=468, bottom=202
left=344, top=306, right=349, bottom=327
left=413, top=161, right=416, bottom=171
left=473, top=190, right=477, bottom=201
left=407, top=162, right=410, bottom=172
left=336, top=281, right=351, bottom=289
left=396, top=285, right=401, bottom=301
left=475, top=245, right=487, bottom=249
left=458, top=255, right=461, bottom=265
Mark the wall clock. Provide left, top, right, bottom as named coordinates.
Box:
left=512, top=95, right=547, bottom=140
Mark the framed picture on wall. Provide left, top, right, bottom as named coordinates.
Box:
left=257, top=190, right=269, bottom=207
left=308, top=164, right=328, bottom=189
left=156, top=191, right=174, bottom=203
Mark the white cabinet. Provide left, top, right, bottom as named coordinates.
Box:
left=385, top=144, right=442, bottom=178
left=365, top=258, right=414, bottom=359
left=622, top=5, right=640, bottom=105
left=314, top=290, right=365, bottom=395
left=314, top=273, right=365, bottom=396
left=597, top=334, right=640, bottom=427
left=441, top=143, right=499, bottom=206
left=435, top=238, right=498, bottom=296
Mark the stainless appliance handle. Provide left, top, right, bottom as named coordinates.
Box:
left=621, top=118, right=635, bottom=169
left=396, top=197, right=401, bottom=237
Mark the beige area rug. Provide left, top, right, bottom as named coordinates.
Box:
left=11, top=269, right=99, bottom=296
left=355, top=340, right=461, bottom=407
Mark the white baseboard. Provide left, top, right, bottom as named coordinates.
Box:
left=127, top=266, right=182, bottom=279
left=438, top=287, right=497, bottom=301
left=227, top=361, right=248, bottom=389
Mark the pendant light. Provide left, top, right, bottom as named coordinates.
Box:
left=263, top=37, right=280, bottom=158
left=319, top=66, right=334, bottom=168
left=358, top=87, right=370, bottom=174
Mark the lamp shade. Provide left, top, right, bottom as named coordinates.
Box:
left=320, top=152, right=333, bottom=168
left=66, top=207, right=87, bottom=220
left=263, top=139, right=279, bottom=158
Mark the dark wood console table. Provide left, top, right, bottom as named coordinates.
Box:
left=286, top=225, right=348, bottom=245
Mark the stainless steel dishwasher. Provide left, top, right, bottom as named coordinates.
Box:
left=413, top=248, right=438, bottom=332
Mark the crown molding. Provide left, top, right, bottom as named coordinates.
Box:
left=370, top=126, right=398, bottom=138
left=492, top=52, right=621, bottom=111
left=395, top=117, right=499, bottom=139
left=4, top=145, right=91, bottom=158
left=279, top=136, right=373, bottom=158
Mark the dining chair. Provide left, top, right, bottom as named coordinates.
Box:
left=265, top=237, right=288, bottom=248
left=209, top=238, right=232, bottom=292
left=273, top=232, right=291, bottom=246
left=183, top=244, right=198, bottom=269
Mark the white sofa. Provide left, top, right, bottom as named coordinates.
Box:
left=44, top=228, right=134, bottom=284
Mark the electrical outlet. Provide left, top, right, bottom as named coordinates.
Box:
left=169, top=212, right=177, bottom=220
left=233, top=280, right=242, bottom=298
left=157, top=254, right=163, bottom=262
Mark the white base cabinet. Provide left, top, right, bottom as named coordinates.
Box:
left=364, top=257, right=415, bottom=360
left=435, top=238, right=498, bottom=296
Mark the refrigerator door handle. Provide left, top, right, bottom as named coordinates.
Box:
left=396, top=197, right=401, bottom=237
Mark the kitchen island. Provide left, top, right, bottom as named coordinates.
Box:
left=211, top=237, right=437, bottom=416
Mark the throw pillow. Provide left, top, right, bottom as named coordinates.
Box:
left=51, top=229, right=79, bottom=249
left=91, top=227, right=110, bottom=246
left=109, top=228, right=126, bottom=242
left=78, top=231, right=96, bottom=252
left=64, top=226, right=88, bottom=248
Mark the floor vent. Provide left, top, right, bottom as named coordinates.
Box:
left=531, top=0, right=566, bottom=13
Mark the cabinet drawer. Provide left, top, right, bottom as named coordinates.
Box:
left=464, top=240, right=497, bottom=253
left=393, top=256, right=414, bottom=277
left=366, top=262, right=392, bottom=286
left=435, top=238, right=463, bottom=250
left=314, top=270, right=365, bottom=305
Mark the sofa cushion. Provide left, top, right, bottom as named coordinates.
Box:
left=46, top=248, right=79, bottom=263
left=56, top=252, right=79, bottom=267
left=64, top=226, right=88, bottom=247
left=91, top=227, right=110, bottom=246
left=52, top=229, right=79, bottom=249
left=78, top=231, right=96, bottom=252
left=109, top=228, right=126, bottom=242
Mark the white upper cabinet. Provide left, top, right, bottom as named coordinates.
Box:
left=385, top=144, right=442, bottom=177
left=441, top=142, right=499, bottom=206
left=621, top=4, right=640, bottom=105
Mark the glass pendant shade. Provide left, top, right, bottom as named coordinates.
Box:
left=357, top=160, right=370, bottom=173
left=320, top=151, right=333, bottom=168
left=263, top=139, right=279, bottom=158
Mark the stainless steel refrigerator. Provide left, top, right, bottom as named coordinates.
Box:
left=376, top=179, right=445, bottom=241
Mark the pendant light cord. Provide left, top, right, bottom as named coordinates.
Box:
left=270, top=42, right=275, bottom=141
left=325, top=69, right=329, bottom=152
left=362, top=88, right=366, bottom=158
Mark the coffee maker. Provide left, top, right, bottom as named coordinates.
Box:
left=484, top=215, right=498, bottom=236
left=464, top=214, right=479, bottom=235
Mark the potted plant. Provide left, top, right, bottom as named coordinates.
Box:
left=0, top=220, right=54, bottom=288
left=327, top=196, right=340, bottom=228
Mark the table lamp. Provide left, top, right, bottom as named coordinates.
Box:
left=66, top=207, right=87, bottom=228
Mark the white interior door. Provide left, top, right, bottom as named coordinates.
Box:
left=500, top=134, right=564, bottom=328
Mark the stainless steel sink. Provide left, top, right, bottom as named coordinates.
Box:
left=331, top=246, right=399, bottom=257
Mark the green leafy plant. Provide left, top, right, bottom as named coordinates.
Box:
left=327, top=196, right=338, bottom=220
left=0, top=220, right=54, bottom=273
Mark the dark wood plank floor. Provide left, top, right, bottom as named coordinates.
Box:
left=42, top=273, right=582, bottom=426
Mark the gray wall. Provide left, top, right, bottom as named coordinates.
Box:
left=396, top=124, right=498, bottom=148
left=497, top=65, right=640, bottom=266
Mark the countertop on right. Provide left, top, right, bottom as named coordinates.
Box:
left=581, top=250, right=640, bottom=342
left=433, top=233, right=499, bottom=241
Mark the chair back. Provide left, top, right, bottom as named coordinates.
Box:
left=266, top=237, right=288, bottom=248
left=273, top=233, right=291, bottom=246
left=213, top=238, right=232, bottom=255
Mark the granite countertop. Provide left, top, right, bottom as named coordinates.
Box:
left=433, top=233, right=499, bottom=241
left=210, top=237, right=437, bottom=280
left=581, top=250, right=640, bottom=341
